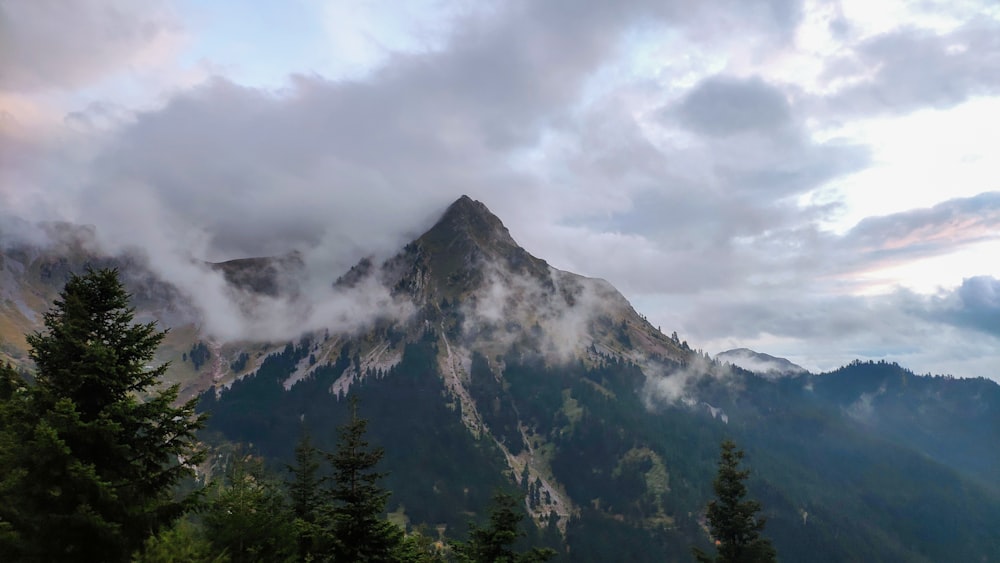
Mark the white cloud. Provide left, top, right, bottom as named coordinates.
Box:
left=3, top=0, right=1000, bottom=380
left=0, top=0, right=182, bottom=92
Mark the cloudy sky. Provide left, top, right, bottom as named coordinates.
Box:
left=2, top=0, right=999, bottom=379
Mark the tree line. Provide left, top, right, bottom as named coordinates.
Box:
left=0, top=268, right=773, bottom=562
left=0, top=268, right=554, bottom=562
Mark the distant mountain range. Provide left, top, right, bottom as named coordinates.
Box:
left=715, top=348, right=808, bottom=378
left=2, top=197, right=998, bottom=562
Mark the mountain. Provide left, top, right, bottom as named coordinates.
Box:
left=3, top=197, right=1000, bottom=562
left=0, top=224, right=196, bottom=373
left=715, top=348, right=808, bottom=378
left=212, top=251, right=305, bottom=297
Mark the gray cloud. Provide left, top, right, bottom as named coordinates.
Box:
left=839, top=192, right=1000, bottom=270
left=921, top=276, right=1000, bottom=338
left=822, top=17, right=1000, bottom=117
left=527, top=73, right=868, bottom=295
left=620, top=191, right=1000, bottom=378
left=0, top=0, right=180, bottom=92
left=674, top=75, right=792, bottom=137
left=30, top=0, right=816, bottom=269
left=6, top=0, right=1000, bottom=380
left=667, top=284, right=1000, bottom=378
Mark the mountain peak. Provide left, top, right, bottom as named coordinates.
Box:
left=716, top=348, right=808, bottom=378
left=408, top=196, right=548, bottom=293
left=426, top=195, right=518, bottom=250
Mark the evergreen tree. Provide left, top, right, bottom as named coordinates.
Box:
left=452, top=491, right=556, bottom=563
left=693, top=440, right=776, bottom=563
left=203, top=453, right=296, bottom=563
left=0, top=362, right=27, bottom=553
left=395, top=528, right=447, bottom=563
left=322, top=395, right=403, bottom=562
left=0, top=361, right=22, bottom=400
left=0, top=268, right=206, bottom=562
left=133, top=519, right=227, bottom=563
left=288, top=430, right=323, bottom=521
left=287, top=429, right=324, bottom=559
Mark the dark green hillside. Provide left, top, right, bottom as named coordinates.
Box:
left=199, top=331, right=513, bottom=536
left=707, top=373, right=1000, bottom=562
left=198, top=332, right=1000, bottom=562
left=810, top=360, right=1000, bottom=490
left=193, top=196, right=1000, bottom=562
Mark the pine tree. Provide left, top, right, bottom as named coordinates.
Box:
left=0, top=361, right=23, bottom=400
left=0, top=362, right=27, bottom=553
left=203, top=452, right=296, bottom=563
left=287, top=429, right=324, bottom=559
left=452, top=491, right=556, bottom=563
left=693, top=440, right=777, bottom=563
left=133, top=520, right=226, bottom=563
left=322, top=395, right=403, bottom=562
left=288, top=430, right=323, bottom=521
left=395, top=527, right=447, bottom=563
left=0, top=268, right=207, bottom=562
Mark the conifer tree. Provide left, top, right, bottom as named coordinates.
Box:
left=322, top=394, right=403, bottom=562
left=0, top=268, right=206, bottom=562
left=287, top=429, right=324, bottom=559
left=693, top=440, right=776, bottom=563
left=452, top=491, right=556, bottom=563
left=133, top=520, right=226, bottom=563
left=204, top=452, right=296, bottom=562
left=289, top=430, right=323, bottom=521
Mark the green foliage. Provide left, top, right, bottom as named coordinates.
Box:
left=133, top=520, right=227, bottom=563
left=0, top=361, right=23, bottom=400
left=200, top=335, right=511, bottom=533
left=452, top=491, right=556, bottom=563
left=196, top=326, right=1000, bottom=561
left=189, top=341, right=211, bottom=371
left=229, top=352, right=250, bottom=373
left=469, top=352, right=524, bottom=455
left=286, top=430, right=324, bottom=558
left=321, top=395, right=404, bottom=562
left=693, top=440, right=776, bottom=563
left=0, top=268, right=206, bottom=562
left=203, top=453, right=296, bottom=563
left=395, top=528, right=447, bottom=563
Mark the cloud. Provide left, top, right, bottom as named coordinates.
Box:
left=4, top=0, right=1000, bottom=382
left=674, top=75, right=792, bottom=137
left=0, top=0, right=182, bottom=92
left=642, top=354, right=734, bottom=406
left=822, top=17, right=1000, bottom=117
left=460, top=263, right=631, bottom=363
left=3, top=1, right=822, bottom=292
left=919, top=276, right=1000, bottom=338
left=839, top=192, right=1000, bottom=271
left=622, top=193, right=1000, bottom=379
left=521, top=73, right=869, bottom=295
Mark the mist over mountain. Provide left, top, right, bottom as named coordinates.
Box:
left=715, top=348, right=808, bottom=378
left=2, top=196, right=999, bottom=561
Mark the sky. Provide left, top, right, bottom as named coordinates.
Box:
left=1, top=0, right=999, bottom=380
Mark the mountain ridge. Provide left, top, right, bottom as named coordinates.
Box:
left=3, top=197, right=1000, bottom=561
left=715, top=348, right=808, bottom=378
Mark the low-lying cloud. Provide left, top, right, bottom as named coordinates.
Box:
left=461, top=264, right=630, bottom=363
left=3, top=0, right=1000, bottom=380
left=642, top=354, right=735, bottom=406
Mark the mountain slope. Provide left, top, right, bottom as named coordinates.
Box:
left=4, top=198, right=999, bottom=561
left=196, top=197, right=1000, bottom=562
